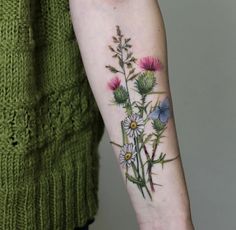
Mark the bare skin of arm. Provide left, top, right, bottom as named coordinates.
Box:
left=69, top=0, right=195, bottom=229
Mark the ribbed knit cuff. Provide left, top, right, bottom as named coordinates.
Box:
left=0, top=128, right=103, bottom=230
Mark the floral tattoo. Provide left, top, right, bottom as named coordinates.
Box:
left=106, top=26, right=179, bottom=200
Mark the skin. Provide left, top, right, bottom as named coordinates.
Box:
left=69, top=0, right=195, bottom=229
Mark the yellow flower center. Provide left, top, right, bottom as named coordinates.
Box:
left=130, top=121, right=137, bottom=129
left=124, top=152, right=132, bottom=161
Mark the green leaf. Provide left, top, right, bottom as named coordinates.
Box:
left=128, top=73, right=140, bottom=81
left=126, top=52, right=133, bottom=60
left=143, top=134, right=153, bottom=144
left=125, top=173, right=145, bottom=187
left=125, top=38, right=131, bottom=43
left=108, top=45, right=115, bottom=52
left=126, top=63, right=132, bottom=69
left=118, top=57, right=124, bottom=68
left=116, top=25, right=122, bottom=36
left=128, top=68, right=135, bottom=76
left=105, top=65, right=119, bottom=73
left=109, top=141, right=122, bottom=148
left=130, top=57, right=137, bottom=62
left=112, top=36, right=119, bottom=43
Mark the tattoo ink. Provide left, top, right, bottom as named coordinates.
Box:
left=106, top=25, right=178, bottom=200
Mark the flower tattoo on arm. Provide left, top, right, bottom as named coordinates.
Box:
left=106, top=26, right=179, bottom=200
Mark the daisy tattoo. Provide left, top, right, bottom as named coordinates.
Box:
left=106, top=25, right=179, bottom=200
left=123, top=113, right=144, bottom=138
left=119, top=143, right=137, bottom=168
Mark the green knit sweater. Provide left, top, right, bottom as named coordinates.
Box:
left=0, top=0, right=104, bottom=229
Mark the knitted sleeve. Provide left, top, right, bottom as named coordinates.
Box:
left=0, top=0, right=104, bottom=229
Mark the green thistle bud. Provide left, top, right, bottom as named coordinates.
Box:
left=113, top=86, right=129, bottom=104
left=135, top=71, right=156, bottom=95
left=152, top=119, right=165, bottom=133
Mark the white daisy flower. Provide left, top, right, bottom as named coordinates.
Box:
left=123, top=113, right=145, bottom=138
left=119, top=143, right=137, bottom=168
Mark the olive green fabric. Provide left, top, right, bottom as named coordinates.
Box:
left=0, top=0, right=104, bottom=229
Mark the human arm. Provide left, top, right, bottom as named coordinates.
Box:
left=69, top=0, right=194, bottom=229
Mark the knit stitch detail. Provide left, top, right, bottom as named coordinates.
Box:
left=0, top=0, right=105, bottom=229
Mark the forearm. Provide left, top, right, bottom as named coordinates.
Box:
left=69, top=0, right=194, bottom=229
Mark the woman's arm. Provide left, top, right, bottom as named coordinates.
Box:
left=69, top=0, right=194, bottom=229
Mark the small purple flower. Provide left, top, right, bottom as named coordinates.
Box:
left=138, top=56, right=163, bottom=72
left=148, top=97, right=170, bottom=123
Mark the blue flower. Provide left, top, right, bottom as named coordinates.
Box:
left=148, top=97, right=170, bottom=123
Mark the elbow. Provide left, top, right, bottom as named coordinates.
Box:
left=88, top=0, right=128, bottom=6
left=101, top=0, right=126, bottom=3
left=69, top=0, right=129, bottom=13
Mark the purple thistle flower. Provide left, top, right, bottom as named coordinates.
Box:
left=107, top=76, right=121, bottom=91
left=138, top=56, right=163, bottom=72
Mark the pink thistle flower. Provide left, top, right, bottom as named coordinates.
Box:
left=107, top=76, right=121, bottom=91
left=138, top=56, right=163, bottom=72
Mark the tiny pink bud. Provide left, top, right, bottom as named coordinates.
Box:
left=107, top=76, right=121, bottom=91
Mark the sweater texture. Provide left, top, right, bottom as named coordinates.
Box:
left=0, top=0, right=105, bottom=229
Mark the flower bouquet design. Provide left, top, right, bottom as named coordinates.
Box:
left=106, top=26, right=179, bottom=200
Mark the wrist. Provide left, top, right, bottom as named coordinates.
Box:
left=138, top=215, right=194, bottom=230
left=134, top=199, right=194, bottom=230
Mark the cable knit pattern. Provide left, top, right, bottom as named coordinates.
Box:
left=0, top=0, right=105, bottom=229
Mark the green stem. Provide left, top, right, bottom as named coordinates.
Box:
left=121, top=121, right=128, bottom=145
left=119, top=38, right=133, bottom=114
left=140, top=94, right=147, bottom=117
left=143, top=144, right=155, bottom=192
left=131, top=162, right=145, bottom=198
left=110, top=141, right=122, bottom=148
left=147, top=91, right=167, bottom=95
left=153, top=153, right=180, bottom=168
left=136, top=151, right=140, bottom=179
left=134, top=137, right=145, bottom=179
left=134, top=137, right=152, bottom=200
